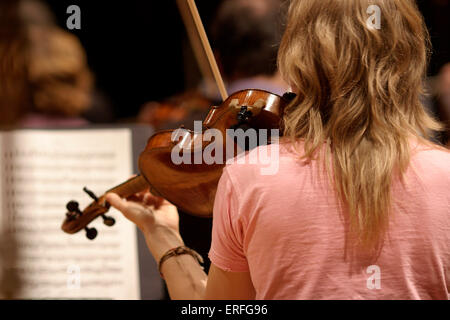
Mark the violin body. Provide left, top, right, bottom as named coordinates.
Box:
left=138, top=89, right=214, bottom=130
left=62, top=89, right=294, bottom=238
left=139, top=89, right=289, bottom=216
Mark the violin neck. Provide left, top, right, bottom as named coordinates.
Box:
left=106, top=175, right=149, bottom=198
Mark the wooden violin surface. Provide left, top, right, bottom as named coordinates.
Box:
left=61, top=89, right=294, bottom=238
left=138, top=89, right=290, bottom=217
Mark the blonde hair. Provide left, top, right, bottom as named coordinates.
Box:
left=278, top=0, right=442, bottom=247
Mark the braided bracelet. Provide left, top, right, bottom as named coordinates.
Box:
left=158, top=246, right=204, bottom=278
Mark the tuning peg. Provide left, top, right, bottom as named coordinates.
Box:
left=66, top=200, right=81, bottom=214
left=83, top=187, right=99, bottom=202
left=101, top=215, right=116, bottom=227
left=85, top=226, right=98, bottom=240
left=282, top=92, right=297, bottom=102
left=66, top=201, right=82, bottom=220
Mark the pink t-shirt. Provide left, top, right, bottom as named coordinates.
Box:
left=209, top=142, right=450, bottom=300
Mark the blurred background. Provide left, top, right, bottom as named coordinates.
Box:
left=43, top=0, right=219, bottom=122
left=0, top=0, right=448, bottom=142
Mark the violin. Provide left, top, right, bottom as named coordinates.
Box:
left=138, top=89, right=215, bottom=131
left=61, top=0, right=296, bottom=239
left=61, top=89, right=295, bottom=239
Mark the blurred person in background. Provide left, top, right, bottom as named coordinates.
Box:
left=418, top=0, right=450, bottom=146
left=210, top=0, right=288, bottom=97
left=0, top=0, right=30, bottom=127
left=435, top=63, right=450, bottom=146
left=0, top=0, right=96, bottom=128
left=137, top=0, right=289, bottom=131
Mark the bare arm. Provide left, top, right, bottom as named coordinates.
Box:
left=106, top=191, right=255, bottom=300
left=205, top=264, right=255, bottom=300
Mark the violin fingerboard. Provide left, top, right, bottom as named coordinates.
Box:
left=107, top=175, right=149, bottom=198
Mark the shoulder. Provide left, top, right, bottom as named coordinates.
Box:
left=404, top=142, right=450, bottom=192
left=223, top=142, right=300, bottom=190
left=411, top=142, right=450, bottom=172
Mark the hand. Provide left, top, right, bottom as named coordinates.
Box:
left=106, top=190, right=178, bottom=233
left=105, top=190, right=184, bottom=261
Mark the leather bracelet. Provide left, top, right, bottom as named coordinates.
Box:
left=158, top=246, right=204, bottom=279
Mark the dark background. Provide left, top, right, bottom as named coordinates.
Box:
left=43, top=0, right=449, bottom=121
left=44, top=0, right=222, bottom=120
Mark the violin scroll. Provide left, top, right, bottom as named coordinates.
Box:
left=64, top=187, right=112, bottom=240
left=61, top=175, right=149, bottom=240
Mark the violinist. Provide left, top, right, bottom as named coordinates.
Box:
left=108, top=0, right=450, bottom=300
left=137, top=0, right=290, bottom=274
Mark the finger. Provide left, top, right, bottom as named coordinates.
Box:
left=143, top=193, right=154, bottom=206
left=154, top=197, right=165, bottom=209
left=105, top=193, right=129, bottom=213
left=126, top=188, right=151, bottom=203
left=127, top=194, right=144, bottom=203
left=144, top=194, right=165, bottom=208
left=134, top=188, right=150, bottom=198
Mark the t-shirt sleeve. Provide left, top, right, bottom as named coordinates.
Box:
left=208, top=167, right=249, bottom=272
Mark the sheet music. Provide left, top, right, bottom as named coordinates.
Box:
left=0, top=129, right=140, bottom=299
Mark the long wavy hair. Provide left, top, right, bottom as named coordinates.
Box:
left=278, top=0, right=442, bottom=247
